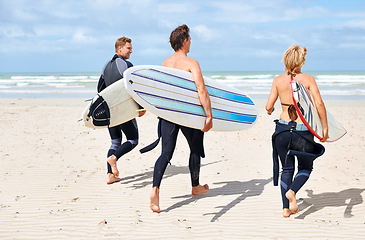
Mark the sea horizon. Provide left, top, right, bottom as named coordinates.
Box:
left=1, top=70, right=365, bottom=100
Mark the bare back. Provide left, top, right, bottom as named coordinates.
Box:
left=162, top=53, right=197, bottom=73
left=162, top=51, right=213, bottom=132
left=268, top=73, right=319, bottom=123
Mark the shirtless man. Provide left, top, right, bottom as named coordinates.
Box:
left=149, top=24, right=213, bottom=213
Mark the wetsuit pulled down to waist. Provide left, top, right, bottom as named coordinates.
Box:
left=272, top=120, right=325, bottom=186
left=277, top=119, right=308, bottom=131
left=272, top=120, right=325, bottom=209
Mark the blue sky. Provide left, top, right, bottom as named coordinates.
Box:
left=1, top=0, right=364, bottom=73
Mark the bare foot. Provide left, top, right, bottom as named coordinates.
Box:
left=106, top=173, right=121, bottom=184
left=286, top=189, right=299, bottom=214
left=192, top=184, right=209, bottom=195
left=283, top=208, right=292, bottom=218
left=150, top=187, right=160, bottom=213
left=107, top=155, right=119, bottom=177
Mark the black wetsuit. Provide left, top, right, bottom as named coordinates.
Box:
left=272, top=120, right=325, bottom=209
left=141, top=118, right=205, bottom=188
left=97, top=54, right=139, bottom=174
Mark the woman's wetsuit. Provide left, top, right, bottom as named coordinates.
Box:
left=272, top=120, right=324, bottom=209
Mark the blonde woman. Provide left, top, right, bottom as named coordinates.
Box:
left=266, top=45, right=328, bottom=218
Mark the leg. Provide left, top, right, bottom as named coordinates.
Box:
left=286, top=132, right=314, bottom=215
left=286, top=161, right=312, bottom=214
left=280, top=164, right=295, bottom=217
left=181, top=127, right=208, bottom=195
left=106, top=137, right=120, bottom=184
left=275, top=130, right=296, bottom=217
left=106, top=119, right=139, bottom=183
left=106, top=125, right=123, bottom=182
left=115, top=118, right=139, bottom=158
left=189, top=152, right=209, bottom=195
left=150, top=119, right=179, bottom=212
left=285, top=189, right=299, bottom=215
left=150, top=187, right=160, bottom=213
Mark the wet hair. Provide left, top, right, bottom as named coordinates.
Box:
left=288, top=105, right=298, bottom=121
left=115, top=37, right=132, bottom=51
left=282, top=45, right=307, bottom=77
left=169, top=24, right=190, bottom=51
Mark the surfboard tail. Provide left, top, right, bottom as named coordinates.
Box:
left=87, top=95, right=111, bottom=127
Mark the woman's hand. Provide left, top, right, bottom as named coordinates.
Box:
left=321, top=128, right=329, bottom=142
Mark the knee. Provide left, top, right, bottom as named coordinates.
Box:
left=298, top=166, right=312, bottom=174
left=127, top=139, right=138, bottom=149
left=282, top=166, right=295, bottom=175
left=160, top=150, right=173, bottom=163
left=110, top=139, right=121, bottom=150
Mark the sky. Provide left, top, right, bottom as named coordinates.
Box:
left=0, top=0, right=365, bottom=73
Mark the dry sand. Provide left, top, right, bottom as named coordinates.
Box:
left=0, top=98, right=364, bottom=239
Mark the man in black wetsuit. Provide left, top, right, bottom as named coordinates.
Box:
left=97, top=37, right=145, bottom=184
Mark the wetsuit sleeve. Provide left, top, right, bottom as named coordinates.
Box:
left=272, top=135, right=279, bottom=186
left=97, top=75, right=106, bottom=93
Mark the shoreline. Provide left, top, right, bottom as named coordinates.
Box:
left=1, top=97, right=364, bottom=239
left=1, top=96, right=365, bottom=106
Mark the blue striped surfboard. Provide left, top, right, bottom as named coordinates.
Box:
left=124, top=65, right=257, bottom=131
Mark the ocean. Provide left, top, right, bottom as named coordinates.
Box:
left=1, top=71, right=365, bottom=100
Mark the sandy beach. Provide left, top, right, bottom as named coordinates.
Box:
left=0, top=97, right=364, bottom=239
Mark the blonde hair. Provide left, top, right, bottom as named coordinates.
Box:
left=282, top=45, right=307, bottom=76
left=115, top=37, right=132, bottom=51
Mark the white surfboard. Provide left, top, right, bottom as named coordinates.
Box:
left=82, top=79, right=139, bottom=129
left=291, top=80, right=347, bottom=142
left=123, top=65, right=257, bottom=131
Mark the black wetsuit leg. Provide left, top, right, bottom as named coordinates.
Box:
left=180, top=126, right=205, bottom=187
left=275, top=128, right=314, bottom=209
left=107, top=118, right=139, bottom=174
left=152, top=119, right=179, bottom=188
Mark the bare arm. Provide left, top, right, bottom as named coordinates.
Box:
left=308, top=76, right=329, bottom=142
left=266, top=78, right=278, bottom=115
left=190, top=59, right=213, bottom=132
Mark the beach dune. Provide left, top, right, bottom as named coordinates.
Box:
left=0, top=98, right=364, bottom=239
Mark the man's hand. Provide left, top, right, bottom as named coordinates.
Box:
left=201, top=116, right=213, bottom=132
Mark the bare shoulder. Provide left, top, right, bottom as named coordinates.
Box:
left=301, top=73, right=315, bottom=80
left=185, top=56, right=198, bottom=66
left=300, top=73, right=316, bottom=86
left=162, top=56, right=174, bottom=67
left=186, top=57, right=201, bottom=72
left=273, top=73, right=286, bottom=84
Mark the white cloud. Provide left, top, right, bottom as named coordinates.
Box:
left=157, top=3, right=192, bottom=13
left=72, top=29, right=96, bottom=42
left=339, top=19, right=365, bottom=29
left=192, top=25, right=216, bottom=42
left=1, top=0, right=365, bottom=71
left=207, top=1, right=331, bottom=23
